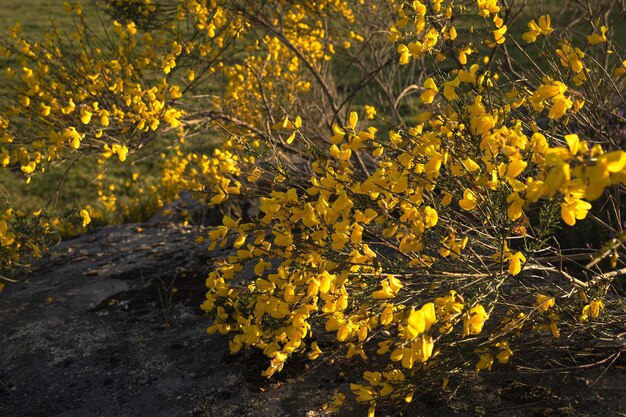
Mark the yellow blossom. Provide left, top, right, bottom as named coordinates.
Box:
left=80, top=209, right=91, bottom=227
left=536, top=294, right=555, bottom=313
left=365, top=105, right=376, bottom=119
left=308, top=342, right=323, bottom=360
left=508, top=251, right=526, bottom=275
left=463, top=304, right=489, bottom=337
left=459, top=188, right=478, bottom=210
left=580, top=300, right=604, bottom=321
left=522, top=15, right=553, bottom=43
left=420, top=78, right=438, bottom=104
left=587, top=26, right=608, bottom=45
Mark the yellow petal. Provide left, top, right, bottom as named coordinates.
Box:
left=420, top=302, right=437, bottom=331
left=407, top=308, right=425, bottom=338
left=565, top=134, right=580, bottom=155
left=349, top=111, right=358, bottom=130
left=80, top=209, right=91, bottom=227
left=598, top=151, right=626, bottom=173
left=459, top=189, right=478, bottom=210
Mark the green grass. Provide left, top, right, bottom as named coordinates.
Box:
left=0, top=0, right=99, bottom=34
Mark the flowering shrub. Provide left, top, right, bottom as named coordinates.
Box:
left=1, top=0, right=625, bottom=414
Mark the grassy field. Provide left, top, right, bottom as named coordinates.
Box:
left=0, top=0, right=98, bottom=33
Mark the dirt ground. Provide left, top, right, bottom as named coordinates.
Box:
left=1, top=219, right=625, bottom=417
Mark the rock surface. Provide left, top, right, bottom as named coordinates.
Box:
left=1, top=220, right=625, bottom=417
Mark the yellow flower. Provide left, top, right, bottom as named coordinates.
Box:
left=565, top=133, right=582, bottom=155
left=580, top=299, right=604, bottom=321
left=99, top=110, right=110, bottom=127
left=496, top=341, right=513, bottom=364
left=531, top=80, right=573, bottom=119
left=459, top=188, right=478, bottom=210
left=80, top=209, right=91, bottom=227
left=39, top=103, right=51, bottom=116
left=405, top=308, right=425, bottom=339
left=274, top=115, right=302, bottom=131
left=614, top=60, right=626, bottom=77
left=550, top=320, right=560, bottom=339
left=19, top=95, right=31, bottom=108
left=115, top=144, right=129, bottom=162
left=415, top=335, right=435, bottom=362
left=126, top=21, right=137, bottom=36
left=21, top=161, right=36, bottom=174
left=363, top=371, right=381, bottom=386
left=63, top=127, right=83, bottom=149
left=448, top=26, right=457, bottom=40
left=587, top=25, right=608, bottom=45
left=477, top=0, right=500, bottom=16
left=300, top=203, right=320, bottom=227
left=80, top=108, right=92, bottom=124
left=534, top=80, right=568, bottom=101
left=348, top=111, right=358, bottom=130
left=404, top=303, right=436, bottom=339
left=420, top=77, right=438, bottom=104
left=423, top=206, right=438, bottom=228
left=588, top=299, right=604, bottom=318
left=475, top=350, right=494, bottom=372
left=599, top=150, right=626, bottom=173
left=435, top=290, right=464, bottom=316
left=330, top=144, right=352, bottom=161
left=536, top=294, right=555, bottom=313
left=463, top=304, right=489, bottom=337
left=398, top=44, right=410, bottom=65
left=508, top=251, right=526, bottom=275
left=548, top=95, right=572, bottom=119
left=556, top=42, right=585, bottom=74
left=506, top=192, right=524, bottom=221
left=522, top=15, right=553, bottom=43
left=443, top=77, right=460, bottom=101
left=505, top=154, right=527, bottom=179
left=492, top=25, right=507, bottom=45
left=372, top=276, right=403, bottom=300
left=560, top=195, right=591, bottom=226
left=365, top=105, right=377, bottom=119
left=327, top=392, right=345, bottom=412
left=350, top=383, right=376, bottom=402
left=307, top=342, right=323, bottom=360
left=330, top=124, right=346, bottom=144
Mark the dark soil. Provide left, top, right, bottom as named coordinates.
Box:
left=1, top=220, right=625, bottom=417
